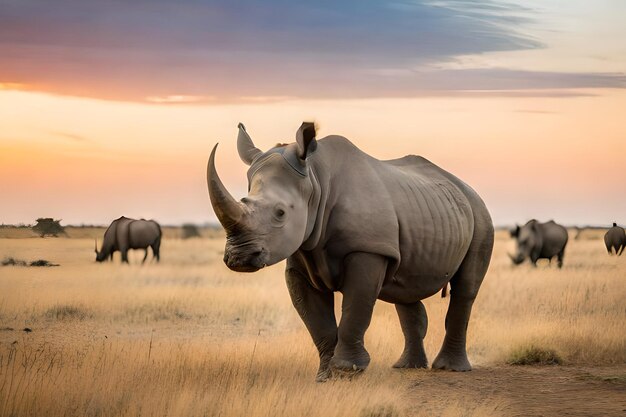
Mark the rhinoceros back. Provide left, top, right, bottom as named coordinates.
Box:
left=304, top=137, right=485, bottom=299
left=128, top=220, right=161, bottom=249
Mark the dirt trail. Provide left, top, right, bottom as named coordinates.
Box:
left=405, top=365, right=626, bottom=416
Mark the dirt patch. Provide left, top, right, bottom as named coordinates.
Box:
left=404, top=365, right=626, bottom=416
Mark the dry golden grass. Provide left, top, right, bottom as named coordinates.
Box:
left=0, top=230, right=624, bottom=417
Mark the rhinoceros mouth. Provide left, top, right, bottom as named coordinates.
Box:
left=227, top=264, right=264, bottom=273
left=223, top=245, right=268, bottom=273
left=508, top=252, right=525, bottom=265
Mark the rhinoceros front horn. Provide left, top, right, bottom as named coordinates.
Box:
left=207, top=144, right=244, bottom=230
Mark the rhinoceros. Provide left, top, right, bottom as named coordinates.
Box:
left=95, top=216, right=161, bottom=263
left=207, top=122, right=494, bottom=381
left=604, top=222, right=625, bottom=256
left=509, top=220, right=568, bottom=268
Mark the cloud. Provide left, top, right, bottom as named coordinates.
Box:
left=513, top=109, right=558, bottom=114
left=0, top=0, right=623, bottom=102
left=144, top=95, right=215, bottom=104
left=49, top=131, right=91, bottom=143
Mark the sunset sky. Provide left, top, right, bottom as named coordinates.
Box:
left=1, top=0, right=625, bottom=226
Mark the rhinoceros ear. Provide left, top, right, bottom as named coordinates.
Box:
left=296, top=122, right=317, bottom=160
left=237, top=123, right=262, bottom=166
left=510, top=225, right=520, bottom=238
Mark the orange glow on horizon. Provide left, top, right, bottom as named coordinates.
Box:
left=1, top=88, right=625, bottom=225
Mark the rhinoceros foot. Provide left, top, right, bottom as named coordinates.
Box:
left=432, top=351, right=471, bottom=371
left=315, top=367, right=332, bottom=383
left=329, top=356, right=368, bottom=380
left=392, top=351, right=428, bottom=369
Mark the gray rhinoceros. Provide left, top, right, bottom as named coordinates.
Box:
left=95, top=216, right=161, bottom=263
left=207, top=122, right=494, bottom=381
left=604, top=222, right=625, bottom=256
left=509, top=220, right=568, bottom=268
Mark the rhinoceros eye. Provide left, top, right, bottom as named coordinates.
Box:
left=272, top=206, right=287, bottom=226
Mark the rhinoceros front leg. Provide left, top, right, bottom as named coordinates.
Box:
left=393, top=301, right=428, bottom=369
left=330, top=252, right=387, bottom=376
left=285, top=265, right=337, bottom=382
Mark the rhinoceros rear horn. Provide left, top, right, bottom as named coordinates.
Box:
left=207, top=144, right=245, bottom=230
left=237, top=123, right=262, bottom=166
left=296, top=121, right=317, bottom=160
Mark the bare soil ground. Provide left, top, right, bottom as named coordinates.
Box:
left=406, top=365, right=626, bottom=417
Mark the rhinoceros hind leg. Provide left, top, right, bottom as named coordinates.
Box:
left=152, top=240, right=161, bottom=262
left=557, top=250, right=565, bottom=268
left=431, top=292, right=474, bottom=372
left=393, top=301, right=428, bottom=369
left=433, top=218, right=493, bottom=372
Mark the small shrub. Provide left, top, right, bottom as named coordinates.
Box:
left=507, top=345, right=563, bottom=365
left=29, top=259, right=60, bottom=267
left=32, top=218, right=65, bottom=238
left=1, top=257, right=27, bottom=266
left=181, top=223, right=201, bottom=239
left=44, top=305, right=92, bottom=321
left=1, top=257, right=59, bottom=267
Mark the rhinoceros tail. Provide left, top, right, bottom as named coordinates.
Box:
left=441, top=283, right=448, bottom=298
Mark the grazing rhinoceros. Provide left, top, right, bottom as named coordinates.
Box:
left=604, top=222, right=625, bottom=256
left=95, top=216, right=161, bottom=263
left=207, top=122, right=494, bottom=381
left=509, top=220, right=568, bottom=268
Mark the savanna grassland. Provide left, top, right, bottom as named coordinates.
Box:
left=0, top=229, right=624, bottom=417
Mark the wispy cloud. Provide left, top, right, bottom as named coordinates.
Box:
left=49, top=131, right=91, bottom=143
left=514, top=109, right=558, bottom=114
left=144, top=95, right=215, bottom=105
left=0, top=1, right=623, bottom=102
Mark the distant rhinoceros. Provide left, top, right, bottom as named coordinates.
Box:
left=95, top=216, right=161, bottom=263
left=509, top=220, right=568, bottom=268
left=207, top=122, right=494, bottom=381
left=604, top=222, right=625, bottom=256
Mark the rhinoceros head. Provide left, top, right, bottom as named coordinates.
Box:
left=95, top=239, right=105, bottom=262
left=208, top=122, right=317, bottom=272
left=508, top=220, right=540, bottom=265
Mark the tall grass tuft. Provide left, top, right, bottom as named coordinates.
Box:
left=507, top=345, right=563, bottom=365
left=44, top=304, right=93, bottom=321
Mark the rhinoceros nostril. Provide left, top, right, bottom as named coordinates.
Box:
left=250, top=250, right=263, bottom=258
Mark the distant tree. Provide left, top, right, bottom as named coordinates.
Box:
left=181, top=223, right=201, bottom=239
left=32, top=218, right=65, bottom=238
